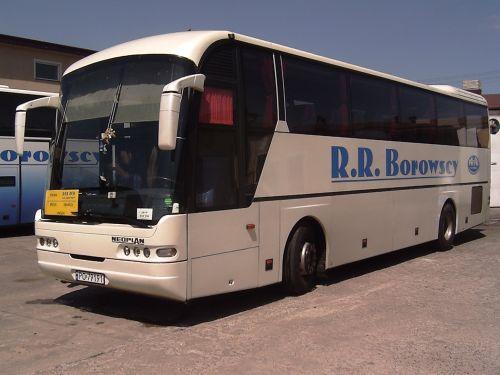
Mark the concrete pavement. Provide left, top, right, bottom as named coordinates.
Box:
left=1, top=211, right=499, bottom=374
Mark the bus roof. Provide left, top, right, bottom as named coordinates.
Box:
left=64, top=31, right=487, bottom=106
left=0, top=86, right=57, bottom=96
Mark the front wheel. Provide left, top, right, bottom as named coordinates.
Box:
left=283, top=225, right=319, bottom=295
left=438, top=203, right=456, bottom=250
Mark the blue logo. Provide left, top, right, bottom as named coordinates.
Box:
left=63, top=151, right=99, bottom=165
left=467, top=155, right=479, bottom=175
left=0, top=149, right=98, bottom=165
left=0, top=149, right=50, bottom=164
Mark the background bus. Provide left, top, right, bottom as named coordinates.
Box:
left=16, top=31, right=491, bottom=300
left=0, top=86, right=57, bottom=226
left=491, top=116, right=500, bottom=207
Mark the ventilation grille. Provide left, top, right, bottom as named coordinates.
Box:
left=202, top=48, right=236, bottom=80
left=0, top=176, right=15, bottom=187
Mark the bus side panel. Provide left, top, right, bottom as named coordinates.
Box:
left=0, top=138, right=19, bottom=226
left=258, top=201, right=280, bottom=286
left=328, top=192, right=394, bottom=267
left=191, top=247, right=259, bottom=299
left=393, top=189, right=438, bottom=249
left=20, top=140, right=50, bottom=224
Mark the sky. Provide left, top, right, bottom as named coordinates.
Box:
left=1, top=0, right=499, bottom=93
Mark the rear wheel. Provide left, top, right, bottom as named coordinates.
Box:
left=438, top=203, right=456, bottom=250
left=283, top=225, right=319, bottom=295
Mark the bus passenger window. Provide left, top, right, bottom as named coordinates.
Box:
left=242, top=49, right=276, bottom=130
left=26, top=107, right=57, bottom=138
left=0, top=92, right=47, bottom=137
left=283, top=57, right=349, bottom=137
left=465, top=103, right=489, bottom=148
left=436, top=96, right=464, bottom=146
left=241, top=48, right=277, bottom=205
left=398, top=86, right=436, bottom=144
left=350, top=75, right=398, bottom=141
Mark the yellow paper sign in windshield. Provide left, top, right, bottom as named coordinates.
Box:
left=44, top=190, right=79, bottom=216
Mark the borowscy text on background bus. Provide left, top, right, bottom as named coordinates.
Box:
left=15, top=31, right=491, bottom=301
left=0, top=86, right=57, bottom=226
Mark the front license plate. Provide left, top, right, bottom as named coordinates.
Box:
left=74, top=270, right=105, bottom=285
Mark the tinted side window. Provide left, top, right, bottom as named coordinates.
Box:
left=0, top=92, right=41, bottom=136
left=283, top=57, right=349, bottom=136
left=196, top=130, right=238, bottom=209
left=350, top=75, right=398, bottom=141
left=436, top=96, right=464, bottom=146
left=241, top=48, right=276, bottom=205
left=196, top=46, right=239, bottom=210
left=26, top=107, right=56, bottom=138
left=398, top=86, right=436, bottom=143
left=465, top=103, right=489, bottom=148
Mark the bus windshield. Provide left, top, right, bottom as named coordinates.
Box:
left=50, top=55, right=195, bottom=225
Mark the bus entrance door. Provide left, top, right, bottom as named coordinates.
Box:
left=187, top=205, right=260, bottom=299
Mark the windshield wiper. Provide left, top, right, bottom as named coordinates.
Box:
left=77, top=210, right=150, bottom=228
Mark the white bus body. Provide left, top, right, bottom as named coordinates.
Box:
left=26, top=31, right=490, bottom=301
left=0, top=87, right=57, bottom=226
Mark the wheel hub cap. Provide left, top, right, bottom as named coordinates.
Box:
left=444, top=215, right=454, bottom=241
left=300, top=242, right=316, bottom=276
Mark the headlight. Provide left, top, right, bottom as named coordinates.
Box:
left=123, top=246, right=130, bottom=256
left=133, top=247, right=141, bottom=257
left=39, top=237, right=59, bottom=248
left=156, top=248, right=177, bottom=258
left=143, top=248, right=151, bottom=258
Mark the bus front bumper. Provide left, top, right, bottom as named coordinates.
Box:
left=37, top=249, right=187, bottom=301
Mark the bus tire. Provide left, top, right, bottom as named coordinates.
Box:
left=437, top=203, right=456, bottom=251
left=283, top=224, right=318, bottom=295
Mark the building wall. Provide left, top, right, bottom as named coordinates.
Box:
left=0, top=42, right=90, bottom=92
left=484, top=94, right=500, bottom=116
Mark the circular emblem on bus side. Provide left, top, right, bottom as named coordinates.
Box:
left=467, top=155, right=480, bottom=175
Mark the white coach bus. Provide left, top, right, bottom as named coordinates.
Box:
left=15, top=31, right=490, bottom=300
left=0, top=86, right=57, bottom=226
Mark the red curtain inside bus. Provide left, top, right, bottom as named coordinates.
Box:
left=199, top=87, right=234, bottom=125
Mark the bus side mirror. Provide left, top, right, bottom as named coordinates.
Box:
left=15, top=95, right=60, bottom=155
left=490, top=118, right=499, bottom=135
left=158, top=74, right=205, bottom=150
